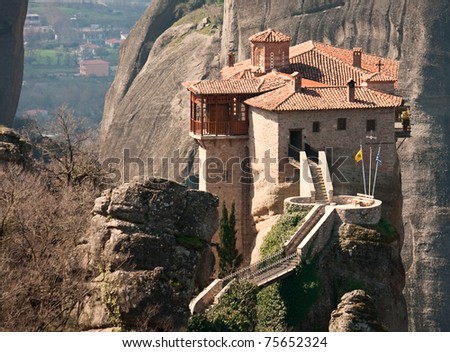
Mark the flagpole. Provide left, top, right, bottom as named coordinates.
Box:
left=366, top=131, right=377, bottom=197
left=360, top=143, right=367, bottom=195
left=368, top=141, right=372, bottom=196
left=372, top=145, right=381, bottom=196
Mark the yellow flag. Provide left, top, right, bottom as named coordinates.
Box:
left=355, top=148, right=363, bottom=162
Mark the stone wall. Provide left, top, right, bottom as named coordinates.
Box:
left=249, top=106, right=398, bottom=210
left=250, top=41, right=290, bottom=72
left=334, top=197, right=382, bottom=226
left=198, top=137, right=253, bottom=259
left=298, top=207, right=335, bottom=262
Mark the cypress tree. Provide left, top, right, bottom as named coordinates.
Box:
left=217, top=201, right=242, bottom=277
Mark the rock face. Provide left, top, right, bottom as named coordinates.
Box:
left=0, top=0, right=28, bottom=127
left=220, top=0, right=450, bottom=331
left=0, top=125, right=31, bottom=163
left=100, top=1, right=222, bottom=182
left=329, top=290, right=386, bottom=332
left=100, top=0, right=450, bottom=330
left=76, top=178, right=218, bottom=331
left=298, top=223, right=407, bottom=332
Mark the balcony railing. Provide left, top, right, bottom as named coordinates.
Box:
left=190, top=119, right=248, bottom=137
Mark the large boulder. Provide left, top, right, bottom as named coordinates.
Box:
left=0, top=0, right=28, bottom=127
left=76, top=178, right=219, bottom=331
left=0, top=125, right=31, bottom=163
left=329, top=290, right=386, bottom=332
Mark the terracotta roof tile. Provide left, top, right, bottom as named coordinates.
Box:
left=245, top=86, right=403, bottom=111
left=249, top=28, right=291, bottom=43
left=312, top=41, right=399, bottom=80
left=289, top=47, right=363, bottom=85
left=221, top=40, right=399, bottom=86
left=183, top=76, right=287, bottom=95
left=362, top=72, right=396, bottom=82
left=221, top=59, right=252, bottom=80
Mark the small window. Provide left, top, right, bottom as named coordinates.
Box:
left=270, top=52, right=275, bottom=68
left=367, top=119, right=376, bottom=132
left=337, top=118, right=347, bottom=130
left=313, top=121, right=320, bottom=133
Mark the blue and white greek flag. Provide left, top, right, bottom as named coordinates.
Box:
left=376, top=151, right=382, bottom=165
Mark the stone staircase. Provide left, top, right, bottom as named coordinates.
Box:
left=190, top=205, right=327, bottom=314
left=308, top=160, right=329, bottom=204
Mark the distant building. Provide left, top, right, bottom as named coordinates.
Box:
left=105, top=38, right=124, bottom=48
left=25, top=14, right=41, bottom=27
left=79, top=43, right=101, bottom=57
left=81, top=25, right=106, bottom=45
left=22, top=109, right=49, bottom=120
left=79, top=59, right=109, bottom=77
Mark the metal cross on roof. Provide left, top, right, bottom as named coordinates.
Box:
left=376, top=59, right=384, bottom=73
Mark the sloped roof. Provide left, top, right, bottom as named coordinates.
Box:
left=249, top=28, right=291, bottom=43
left=245, top=85, right=403, bottom=112
left=221, top=40, right=399, bottom=85
left=80, top=59, right=109, bottom=65
left=312, top=41, right=399, bottom=81
left=362, top=72, right=396, bottom=83
left=183, top=76, right=287, bottom=95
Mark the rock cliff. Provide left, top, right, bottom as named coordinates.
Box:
left=100, top=0, right=450, bottom=330
left=0, top=0, right=28, bottom=127
left=76, top=178, right=218, bottom=331
left=329, top=290, right=386, bottom=332
left=0, top=125, right=32, bottom=163
left=294, top=222, right=407, bottom=332
left=100, top=2, right=223, bottom=181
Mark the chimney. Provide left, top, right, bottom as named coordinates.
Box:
left=291, top=72, right=302, bottom=92
left=347, top=79, right=356, bottom=102
left=228, top=52, right=235, bottom=67
left=353, top=48, right=362, bottom=68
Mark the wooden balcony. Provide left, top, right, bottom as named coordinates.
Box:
left=190, top=119, right=248, bottom=137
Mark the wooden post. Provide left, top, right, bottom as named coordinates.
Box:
left=190, top=94, right=194, bottom=133
left=200, top=97, right=204, bottom=136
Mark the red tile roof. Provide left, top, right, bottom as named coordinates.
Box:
left=245, top=86, right=403, bottom=111
left=362, top=72, right=396, bottom=83
left=221, top=40, right=399, bottom=86
left=80, top=59, right=109, bottom=65
left=289, top=47, right=364, bottom=85
left=249, top=29, right=291, bottom=43
left=183, top=76, right=287, bottom=95
left=312, top=41, right=399, bottom=80
left=222, top=59, right=252, bottom=80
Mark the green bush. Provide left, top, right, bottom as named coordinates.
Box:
left=280, top=263, right=321, bottom=327
left=256, top=284, right=287, bottom=331
left=175, top=235, right=206, bottom=251
left=260, top=210, right=310, bottom=257
left=188, top=281, right=258, bottom=332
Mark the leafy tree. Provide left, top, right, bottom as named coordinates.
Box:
left=256, top=283, right=287, bottom=331
left=217, top=201, right=242, bottom=278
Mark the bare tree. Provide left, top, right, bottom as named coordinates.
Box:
left=0, top=166, right=95, bottom=331
left=29, top=105, right=104, bottom=188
